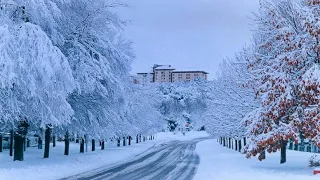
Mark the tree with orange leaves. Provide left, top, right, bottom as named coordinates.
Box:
left=243, top=0, right=320, bottom=164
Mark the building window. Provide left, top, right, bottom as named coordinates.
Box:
left=186, top=74, right=190, bottom=76
left=178, top=74, right=182, bottom=77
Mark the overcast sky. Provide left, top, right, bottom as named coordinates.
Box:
left=119, top=0, right=259, bottom=79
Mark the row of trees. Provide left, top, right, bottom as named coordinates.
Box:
left=205, top=0, right=320, bottom=164
left=0, top=0, right=165, bottom=161
left=7, top=0, right=314, bottom=166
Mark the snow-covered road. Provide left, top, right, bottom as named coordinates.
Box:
left=62, top=138, right=207, bottom=180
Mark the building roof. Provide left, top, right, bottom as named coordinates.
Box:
left=137, top=72, right=153, bottom=75
left=154, top=65, right=175, bottom=70
left=172, top=70, right=209, bottom=74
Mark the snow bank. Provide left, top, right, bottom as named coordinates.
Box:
left=194, top=139, right=319, bottom=180
left=0, top=131, right=207, bottom=180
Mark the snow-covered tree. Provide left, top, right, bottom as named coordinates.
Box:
left=243, top=0, right=320, bottom=163
left=0, top=9, right=75, bottom=131
left=204, top=48, right=257, bottom=139
left=124, top=84, right=164, bottom=136
left=157, top=80, right=210, bottom=132
left=0, top=1, right=77, bottom=160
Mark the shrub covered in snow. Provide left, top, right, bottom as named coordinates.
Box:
left=309, top=155, right=320, bottom=167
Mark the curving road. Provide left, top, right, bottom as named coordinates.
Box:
left=61, top=138, right=207, bottom=180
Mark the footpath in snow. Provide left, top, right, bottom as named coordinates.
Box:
left=0, top=131, right=208, bottom=180
left=194, top=139, right=319, bottom=180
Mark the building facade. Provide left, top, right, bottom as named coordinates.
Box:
left=171, top=71, right=208, bottom=82
left=154, top=66, right=175, bottom=83
left=133, top=64, right=208, bottom=84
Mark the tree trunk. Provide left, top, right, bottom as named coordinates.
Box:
left=85, top=135, right=88, bottom=152
left=229, top=138, right=231, bottom=149
left=117, top=139, right=120, bottom=147
left=280, top=141, right=287, bottom=164
left=0, top=134, right=3, bottom=152
left=136, top=135, right=139, bottom=143
left=139, top=134, right=141, bottom=142
left=14, top=133, right=24, bottom=161
left=299, top=144, right=305, bottom=151
left=9, top=130, right=13, bottom=156
left=123, top=137, right=126, bottom=146
left=243, top=137, right=247, bottom=146
left=260, top=149, right=266, bottom=160
left=26, top=138, right=30, bottom=148
left=238, top=140, right=242, bottom=152
left=23, top=137, right=26, bottom=151
left=128, top=136, right=131, bottom=146
left=235, top=139, right=238, bottom=151
left=101, top=140, right=105, bottom=150
left=294, top=143, right=298, bottom=151
left=64, top=132, right=69, bottom=156
left=92, top=139, right=95, bottom=151
left=289, top=140, right=293, bottom=150
left=80, top=138, right=84, bottom=153
left=307, top=145, right=311, bottom=152
left=53, top=135, right=56, bottom=147
left=38, top=137, right=43, bottom=149
left=223, top=137, right=226, bottom=147
left=44, top=127, right=51, bottom=158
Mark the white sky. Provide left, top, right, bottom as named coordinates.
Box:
left=119, top=0, right=259, bottom=79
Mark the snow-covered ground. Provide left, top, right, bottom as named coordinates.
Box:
left=194, top=139, right=319, bottom=180
left=0, top=131, right=208, bottom=180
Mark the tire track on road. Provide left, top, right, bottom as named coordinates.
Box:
left=62, top=138, right=209, bottom=180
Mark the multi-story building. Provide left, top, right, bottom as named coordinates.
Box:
left=153, top=65, right=175, bottom=83
left=171, top=71, right=208, bottom=82
left=133, top=64, right=208, bottom=84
